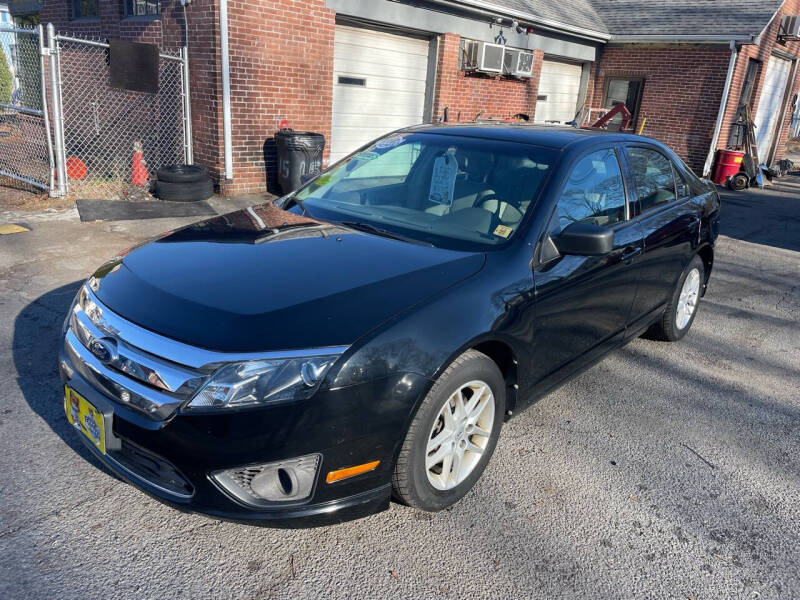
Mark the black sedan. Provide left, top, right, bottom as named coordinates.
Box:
left=59, top=124, right=720, bottom=526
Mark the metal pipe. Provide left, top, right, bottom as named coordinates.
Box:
left=703, top=41, right=739, bottom=178
left=47, top=23, right=67, bottom=197
left=611, top=34, right=760, bottom=45
left=0, top=102, right=43, bottom=117
left=37, top=24, right=56, bottom=194
left=219, top=0, right=233, bottom=180
left=0, top=169, right=49, bottom=190
left=53, top=33, right=184, bottom=60
left=53, top=34, right=181, bottom=60
left=180, top=46, right=194, bottom=165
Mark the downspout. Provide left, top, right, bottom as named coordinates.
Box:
left=219, top=0, right=233, bottom=180
left=703, top=41, right=739, bottom=178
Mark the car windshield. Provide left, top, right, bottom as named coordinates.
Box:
left=293, top=132, right=557, bottom=250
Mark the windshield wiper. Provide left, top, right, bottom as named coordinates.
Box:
left=275, top=194, right=309, bottom=216
left=341, top=221, right=434, bottom=247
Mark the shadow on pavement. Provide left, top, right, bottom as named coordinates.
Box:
left=718, top=178, right=800, bottom=252
left=12, top=281, right=121, bottom=479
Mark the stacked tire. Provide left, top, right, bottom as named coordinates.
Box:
left=154, top=165, right=214, bottom=202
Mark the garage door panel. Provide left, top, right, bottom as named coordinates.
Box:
left=333, top=75, right=427, bottom=95
left=331, top=25, right=430, bottom=161
left=333, top=45, right=429, bottom=73
left=754, top=55, right=793, bottom=161
left=332, top=114, right=425, bottom=130
left=535, top=59, right=584, bottom=125
left=334, top=58, right=428, bottom=81
left=334, top=26, right=429, bottom=57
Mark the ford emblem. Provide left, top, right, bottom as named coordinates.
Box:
left=88, top=338, right=117, bottom=363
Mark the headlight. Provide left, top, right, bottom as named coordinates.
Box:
left=186, top=355, right=340, bottom=410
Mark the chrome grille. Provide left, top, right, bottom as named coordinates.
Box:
left=63, top=282, right=350, bottom=420
left=64, top=285, right=210, bottom=420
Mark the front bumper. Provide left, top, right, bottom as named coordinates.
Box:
left=60, top=350, right=427, bottom=527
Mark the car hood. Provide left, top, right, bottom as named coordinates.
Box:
left=92, top=203, right=485, bottom=352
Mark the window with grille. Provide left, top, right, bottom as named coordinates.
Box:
left=125, top=0, right=160, bottom=17
left=72, top=0, right=99, bottom=19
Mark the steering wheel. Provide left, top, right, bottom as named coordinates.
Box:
left=478, top=193, right=524, bottom=224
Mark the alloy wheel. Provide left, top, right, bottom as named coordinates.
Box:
left=425, top=380, right=495, bottom=491
left=676, top=267, right=701, bottom=330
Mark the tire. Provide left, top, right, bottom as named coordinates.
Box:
left=153, top=178, right=214, bottom=202
left=392, top=349, right=505, bottom=512
left=156, top=164, right=208, bottom=184
left=727, top=173, right=749, bottom=191
left=645, top=255, right=704, bottom=342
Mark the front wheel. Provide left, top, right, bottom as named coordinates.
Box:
left=645, top=255, right=705, bottom=342
left=392, top=350, right=505, bottom=511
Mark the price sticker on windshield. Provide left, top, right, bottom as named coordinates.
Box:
left=429, top=150, right=458, bottom=206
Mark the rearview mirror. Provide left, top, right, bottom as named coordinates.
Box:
left=554, top=222, right=614, bottom=256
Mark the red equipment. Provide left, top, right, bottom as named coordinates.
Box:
left=711, top=149, right=745, bottom=185
left=590, top=103, right=632, bottom=130
left=131, top=140, right=148, bottom=186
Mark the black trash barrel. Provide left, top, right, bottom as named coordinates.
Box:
left=274, top=129, right=325, bottom=194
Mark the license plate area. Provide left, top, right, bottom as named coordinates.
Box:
left=65, top=386, right=107, bottom=454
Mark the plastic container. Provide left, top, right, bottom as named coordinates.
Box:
left=274, top=129, right=325, bottom=194
left=711, top=149, right=745, bottom=185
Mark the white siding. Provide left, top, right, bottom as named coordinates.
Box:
left=331, top=26, right=430, bottom=163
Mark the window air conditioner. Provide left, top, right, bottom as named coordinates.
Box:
left=462, top=40, right=504, bottom=73
left=503, top=48, right=534, bottom=78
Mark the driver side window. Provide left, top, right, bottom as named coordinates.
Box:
left=551, top=149, right=627, bottom=234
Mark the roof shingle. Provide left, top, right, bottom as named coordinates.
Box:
left=591, top=0, right=784, bottom=38
left=478, top=0, right=785, bottom=38
left=482, top=0, right=608, bottom=34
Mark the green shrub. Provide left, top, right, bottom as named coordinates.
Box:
left=0, top=47, right=12, bottom=104
left=15, top=34, right=42, bottom=109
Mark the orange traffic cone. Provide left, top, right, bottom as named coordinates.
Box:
left=132, top=140, right=148, bottom=186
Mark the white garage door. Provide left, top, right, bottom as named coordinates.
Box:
left=534, top=59, right=583, bottom=125
left=331, top=26, right=430, bottom=163
left=754, top=55, right=793, bottom=162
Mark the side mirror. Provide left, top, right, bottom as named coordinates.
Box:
left=554, top=222, right=614, bottom=256
left=300, top=173, right=315, bottom=185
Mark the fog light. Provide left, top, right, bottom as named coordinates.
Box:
left=211, top=454, right=321, bottom=507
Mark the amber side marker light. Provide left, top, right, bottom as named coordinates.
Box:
left=326, top=460, right=381, bottom=483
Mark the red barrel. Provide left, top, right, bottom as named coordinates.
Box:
left=712, top=149, right=745, bottom=185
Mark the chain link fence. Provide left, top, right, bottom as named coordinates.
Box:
left=0, top=25, right=52, bottom=190
left=54, top=34, right=190, bottom=200
left=0, top=24, right=191, bottom=200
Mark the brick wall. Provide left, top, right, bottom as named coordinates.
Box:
left=721, top=0, right=800, bottom=163
left=40, top=1, right=184, bottom=48
left=432, top=32, right=543, bottom=124
left=589, top=44, right=732, bottom=174
left=221, top=0, right=335, bottom=195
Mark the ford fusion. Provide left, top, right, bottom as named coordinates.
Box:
left=60, top=124, right=720, bottom=526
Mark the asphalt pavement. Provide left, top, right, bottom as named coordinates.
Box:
left=0, top=182, right=798, bottom=599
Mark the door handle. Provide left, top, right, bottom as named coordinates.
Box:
left=622, top=246, right=643, bottom=263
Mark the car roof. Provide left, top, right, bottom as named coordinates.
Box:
left=402, top=122, right=651, bottom=150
